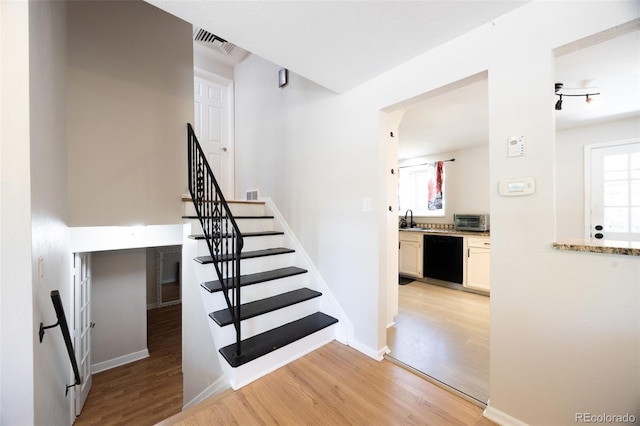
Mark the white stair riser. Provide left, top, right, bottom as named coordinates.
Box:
left=209, top=298, right=322, bottom=347
left=186, top=218, right=274, bottom=234
left=240, top=253, right=297, bottom=274
left=236, top=219, right=274, bottom=233
left=228, top=324, right=337, bottom=390
left=183, top=201, right=265, bottom=218
left=185, top=197, right=342, bottom=391
left=195, top=235, right=285, bottom=255
left=200, top=274, right=311, bottom=313
left=193, top=253, right=296, bottom=294
left=192, top=253, right=298, bottom=280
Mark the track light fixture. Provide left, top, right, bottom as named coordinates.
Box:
left=554, top=82, right=600, bottom=111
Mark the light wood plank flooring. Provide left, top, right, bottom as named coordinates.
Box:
left=74, top=304, right=183, bottom=426
left=387, top=281, right=490, bottom=403
left=74, top=298, right=492, bottom=425
left=159, top=340, right=495, bottom=426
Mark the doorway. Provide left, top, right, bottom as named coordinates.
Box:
left=194, top=72, right=235, bottom=199
left=383, top=73, right=491, bottom=405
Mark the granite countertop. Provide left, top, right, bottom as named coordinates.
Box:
left=399, top=227, right=490, bottom=237
left=553, top=239, right=640, bottom=256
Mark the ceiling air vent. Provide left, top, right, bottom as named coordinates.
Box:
left=193, top=27, right=235, bottom=55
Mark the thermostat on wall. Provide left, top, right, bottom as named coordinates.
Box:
left=499, top=177, right=535, bottom=196
left=507, top=135, right=526, bottom=157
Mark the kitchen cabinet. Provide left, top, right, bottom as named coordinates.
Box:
left=399, top=231, right=422, bottom=278
left=465, top=237, right=491, bottom=292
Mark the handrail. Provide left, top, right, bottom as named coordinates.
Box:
left=187, top=123, right=244, bottom=361
left=39, top=290, right=82, bottom=394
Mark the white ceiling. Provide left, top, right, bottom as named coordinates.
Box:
left=147, top=0, right=528, bottom=94
left=398, top=75, right=489, bottom=159
left=146, top=1, right=639, bottom=160
left=398, top=23, right=640, bottom=159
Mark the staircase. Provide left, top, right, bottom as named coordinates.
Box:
left=183, top=124, right=342, bottom=389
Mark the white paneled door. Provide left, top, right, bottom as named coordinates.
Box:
left=73, top=252, right=92, bottom=416
left=194, top=76, right=234, bottom=198
left=588, top=140, right=640, bottom=242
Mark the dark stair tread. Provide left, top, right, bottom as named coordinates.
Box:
left=189, top=231, right=284, bottom=240
left=182, top=215, right=274, bottom=220
left=194, top=247, right=295, bottom=264
left=219, top=312, right=338, bottom=368
left=209, top=288, right=322, bottom=327
left=202, top=266, right=308, bottom=293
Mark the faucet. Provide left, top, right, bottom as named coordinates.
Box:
left=404, top=209, right=416, bottom=228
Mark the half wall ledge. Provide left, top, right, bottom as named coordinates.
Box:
left=553, top=239, right=640, bottom=256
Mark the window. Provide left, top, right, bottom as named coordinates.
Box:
left=398, top=162, right=445, bottom=216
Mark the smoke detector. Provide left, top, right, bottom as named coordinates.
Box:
left=193, top=27, right=235, bottom=55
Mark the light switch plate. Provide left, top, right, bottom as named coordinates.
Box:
left=508, top=135, right=526, bottom=157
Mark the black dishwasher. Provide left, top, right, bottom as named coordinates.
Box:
left=423, top=235, right=464, bottom=284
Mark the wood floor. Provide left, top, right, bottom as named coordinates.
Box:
left=74, top=298, right=493, bottom=425
left=387, top=281, right=490, bottom=403
left=74, top=304, right=183, bottom=426
left=159, top=341, right=495, bottom=426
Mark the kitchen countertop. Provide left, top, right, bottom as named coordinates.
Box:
left=553, top=239, right=640, bottom=256
left=399, top=228, right=490, bottom=237
left=400, top=228, right=638, bottom=255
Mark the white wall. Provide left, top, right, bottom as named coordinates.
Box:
left=1, top=2, right=73, bottom=425
left=235, top=55, right=383, bottom=351
left=193, top=43, right=234, bottom=81
left=146, top=247, right=158, bottom=307
left=0, top=1, right=34, bottom=424
left=29, top=1, right=73, bottom=424
left=398, top=145, right=490, bottom=224
left=91, top=250, right=148, bottom=369
left=67, top=0, right=193, bottom=227
left=556, top=116, right=640, bottom=239
left=234, top=2, right=640, bottom=424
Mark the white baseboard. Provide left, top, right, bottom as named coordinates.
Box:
left=183, top=376, right=231, bottom=410
left=483, top=401, right=529, bottom=426
left=91, top=349, right=150, bottom=374
left=348, top=339, right=388, bottom=361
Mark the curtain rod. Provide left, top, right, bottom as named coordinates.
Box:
left=398, top=158, right=455, bottom=169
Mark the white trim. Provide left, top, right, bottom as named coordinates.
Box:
left=348, top=341, right=390, bottom=361
left=182, top=376, right=231, bottom=410
left=261, top=197, right=388, bottom=361
left=583, top=137, right=640, bottom=239
left=193, top=69, right=236, bottom=200
left=194, top=67, right=232, bottom=86
left=483, top=402, right=529, bottom=426
left=91, top=349, right=149, bottom=374
left=70, top=224, right=183, bottom=253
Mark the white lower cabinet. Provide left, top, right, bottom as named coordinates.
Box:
left=399, top=231, right=422, bottom=278
left=465, top=236, right=490, bottom=292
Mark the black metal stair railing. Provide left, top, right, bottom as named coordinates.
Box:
left=187, top=123, right=245, bottom=361
left=39, top=290, right=82, bottom=395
